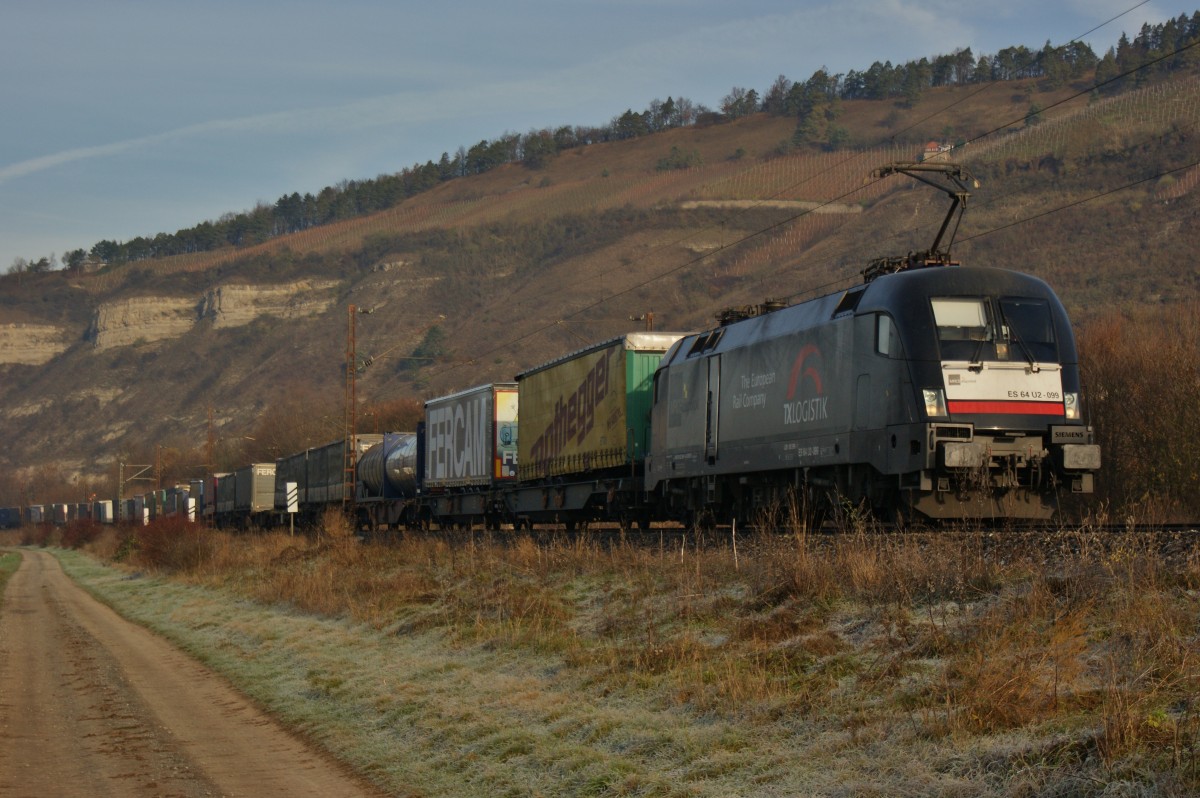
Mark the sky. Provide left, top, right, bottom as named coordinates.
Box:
left=0, top=0, right=1173, bottom=269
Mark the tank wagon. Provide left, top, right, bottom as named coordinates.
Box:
left=356, top=431, right=420, bottom=528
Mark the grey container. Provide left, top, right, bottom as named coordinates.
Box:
left=305, top=435, right=383, bottom=506
left=205, top=473, right=228, bottom=518
left=424, top=383, right=518, bottom=489
left=215, top=472, right=237, bottom=515
left=234, top=463, right=277, bottom=513
left=93, top=500, right=115, bottom=524
left=275, top=448, right=310, bottom=509
left=164, top=485, right=190, bottom=518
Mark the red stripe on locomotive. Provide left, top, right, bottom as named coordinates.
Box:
left=947, top=400, right=1064, bottom=415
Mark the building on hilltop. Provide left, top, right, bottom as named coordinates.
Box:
left=919, top=141, right=955, bottom=163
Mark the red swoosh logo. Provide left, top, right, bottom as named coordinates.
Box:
left=787, top=343, right=823, bottom=399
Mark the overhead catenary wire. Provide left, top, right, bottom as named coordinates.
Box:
left=956, top=38, right=1200, bottom=155
left=882, top=0, right=1154, bottom=149
left=888, top=56, right=1200, bottom=249
left=957, top=157, right=1200, bottom=245
left=783, top=33, right=1200, bottom=296
left=427, top=2, right=1180, bottom=377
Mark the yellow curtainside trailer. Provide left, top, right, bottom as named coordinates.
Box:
left=517, top=332, right=684, bottom=481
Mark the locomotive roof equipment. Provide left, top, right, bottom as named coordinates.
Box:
left=862, top=161, right=979, bottom=283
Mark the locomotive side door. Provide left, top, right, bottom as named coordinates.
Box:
left=705, top=355, right=720, bottom=464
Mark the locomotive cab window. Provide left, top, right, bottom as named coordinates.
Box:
left=931, top=297, right=991, bottom=360
left=875, top=314, right=904, bottom=358
left=998, top=298, right=1057, bottom=362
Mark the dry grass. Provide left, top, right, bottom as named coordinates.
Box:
left=0, top=550, right=20, bottom=601
left=50, top=515, right=1200, bottom=795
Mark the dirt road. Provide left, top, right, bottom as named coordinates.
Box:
left=0, top=550, right=386, bottom=797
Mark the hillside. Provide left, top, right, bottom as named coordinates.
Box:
left=2, top=73, right=1198, bottom=502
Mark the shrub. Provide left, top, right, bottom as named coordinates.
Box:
left=1078, top=308, right=1200, bottom=520
left=655, top=146, right=702, bottom=171
left=20, top=523, right=52, bottom=547
left=61, top=519, right=105, bottom=550
left=131, top=516, right=214, bottom=572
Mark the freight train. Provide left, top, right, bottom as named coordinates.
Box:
left=4, top=163, right=1100, bottom=530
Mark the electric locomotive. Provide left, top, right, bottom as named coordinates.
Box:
left=645, top=163, right=1100, bottom=522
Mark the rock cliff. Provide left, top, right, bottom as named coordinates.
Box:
left=198, top=280, right=340, bottom=329
left=88, top=280, right=340, bottom=351
left=89, top=297, right=198, bottom=351
left=0, top=323, right=72, bottom=365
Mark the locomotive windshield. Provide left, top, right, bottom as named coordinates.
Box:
left=931, top=296, right=1058, bottom=362
left=998, top=298, right=1057, bottom=362
left=931, top=298, right=990, bottom=360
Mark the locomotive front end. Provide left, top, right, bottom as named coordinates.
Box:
left=896, top=268, right=1100, bottom=519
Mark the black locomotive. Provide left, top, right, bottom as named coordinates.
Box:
left=644, top=162, right=1097, bottom=523
left=646, top=263, right=1098, bottom=523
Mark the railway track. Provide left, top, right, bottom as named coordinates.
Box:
left=374, top=519, right=1200, bottom=565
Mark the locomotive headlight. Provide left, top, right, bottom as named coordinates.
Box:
left=1064, top=392, right=1080, bottom=420
left=923, top=388, right=948, bottom=418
